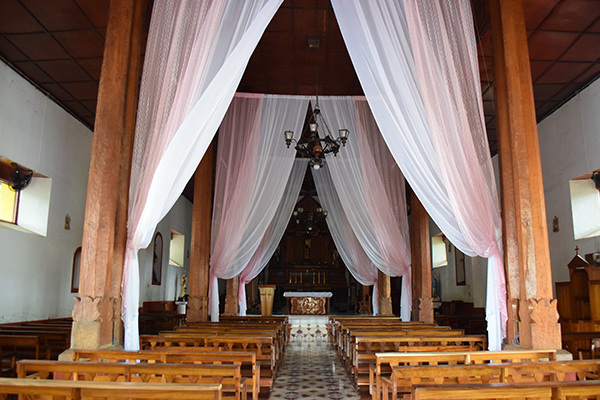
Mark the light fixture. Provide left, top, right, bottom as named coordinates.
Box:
left=0, top=157, right=33, bottom=190
left=284, top=38, right=349, bottom=170
left=284, top=103, right=349, bottom=170
left=592, top=171, right=600, bottom=192
left=293, top=206, right=328, bottom=233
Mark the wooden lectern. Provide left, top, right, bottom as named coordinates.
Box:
left=258, top=285, right=276, bottom=316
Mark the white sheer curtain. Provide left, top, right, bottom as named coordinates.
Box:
left=312, top=166, right=380, bottom=315
left=123, top=0, right=282, bottom=350
left=209, top=94, right=310, bottom=321
left=238, top=159, right=309, bottom=316
left=318, top=96, right=412, bottom=320
left=331, top=0, right=506, bottom=349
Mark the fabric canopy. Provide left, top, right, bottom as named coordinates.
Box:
left=209, top=93, right=310, bottom=320
left=238, top=158, right=309, bottom=316
left=331, top=0, right=506, bottom=349
left=123, top=0, right=283, bottom=349
left=318, top=96, right=412, bottom=319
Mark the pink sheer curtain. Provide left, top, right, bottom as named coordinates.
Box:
left=331, top=0, right=506, bottom=348
left=403, top=0, right=506, bottom=348
left=238, top=159, right=308, bottom=315
left=312, top=166, right=380, bottom=315
left=209, top=94, right=309, bottom=320
left=320, top=96, right=412, bottom=319
left=123, top=0, right=283, bottom=349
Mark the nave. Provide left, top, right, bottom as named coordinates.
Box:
left=2, top=314, right=600, bottom=399
left=269, top=316, right=359, bottom=400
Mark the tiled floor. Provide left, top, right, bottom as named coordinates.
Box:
left=268, top=316, right=360, bottom=400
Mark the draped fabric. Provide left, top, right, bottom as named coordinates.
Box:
left=403, top=0, right=505, bottom=349
left=331, top=0, right=506, bottom=349
left=122, top=0, right=282, bottom=350
left=312, top=166, right=379, bottom=315
left=209, top=94, right=310, bottom=321
left=238, top=159, right=309, bottom=316
left=318, top=96, right=412, bottom=320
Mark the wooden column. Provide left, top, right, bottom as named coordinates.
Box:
left=69, top=0, right=145, bottom=351
left=223, top=277, right=240, bottom=316
left=378, top=270, right=394, bottom=316
left=410, top=192, right=433, bottom=324
left=187, top=143, right=215, bottom=322
left=490, top=0, right=561, bottom=349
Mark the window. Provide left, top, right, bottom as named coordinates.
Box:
left=169, top=230, right=185, bottom=268
left=0, top=181, right=19, bottom=223
left=431, top=233, right=448, bottom=268
left=570, top=170, right=600, bottom=240
left=71, top=247, right=82, bottom=293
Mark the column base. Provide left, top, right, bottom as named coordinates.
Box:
left=223, top=294, right=239, bottom=316
left=379, top=296, right=393, bottom=316
left=187, top=295, right=209, bottom=322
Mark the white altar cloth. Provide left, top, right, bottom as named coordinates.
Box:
left=283, top=291, right=333, bottom=298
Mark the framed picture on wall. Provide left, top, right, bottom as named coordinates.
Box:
left=455, top=249, right=466, bottom=286
left=71, top=246, right=82, bottom=293
left=152, top=232, right=163, bottom=285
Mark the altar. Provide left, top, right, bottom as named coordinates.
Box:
left=283, top=292, right=332, bottom=315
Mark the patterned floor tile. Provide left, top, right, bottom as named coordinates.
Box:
left=269, top=317, right=360, bottom=400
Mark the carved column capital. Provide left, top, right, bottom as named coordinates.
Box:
left=72, top=296, right=103, bottom=322
left=528, top=298, right=562, bottom=349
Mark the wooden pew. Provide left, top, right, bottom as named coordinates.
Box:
left=369, top=349, right=557, bottom=400
left=170, top=325, right=286, bottom=359
left=0, top=329, right=70, bottom=359
left=0, top=335, right=39, bottom=377
left=0, top=377, right=222, bottom=399
left=412, top=380, right=600, bottom=400
left=412, top=382, right=552, bottom=400
left=73, top=349, right=261, bottom=400
left=352, top=334, right=487, bottom=384
left=340, top=328, right=460, bottom=364
left=17, top=359, right=247, bottom=400
left=381, top=359, right=600, bottom=400
left=140, top=333, right=278, bottom=387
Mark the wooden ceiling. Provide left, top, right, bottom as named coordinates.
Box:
left=1, top=0, right=599, bottom=157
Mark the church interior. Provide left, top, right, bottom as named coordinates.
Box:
left=1, top=0, right=600, bottom=398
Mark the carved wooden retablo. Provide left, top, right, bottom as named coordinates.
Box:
left=290, top=297, right=327, bottom=315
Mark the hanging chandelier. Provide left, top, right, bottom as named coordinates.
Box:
left=285, top=36, right=350, bottom=170
left=293, top=206, right=328, bottom=233
left=284, top=101, right=349, bottom=170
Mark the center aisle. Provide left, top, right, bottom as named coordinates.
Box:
left=268, top=316, right=360, bottom=400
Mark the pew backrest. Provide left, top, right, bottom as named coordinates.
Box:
left=0, top=377, right=222, bottom=400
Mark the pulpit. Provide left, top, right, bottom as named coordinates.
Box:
left=259, top=285, right=276, bottom=316
left=284, top=292, right=332, bottom=315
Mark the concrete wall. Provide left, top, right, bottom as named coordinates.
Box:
left=538, top=79, right=600, bottom=286
left=0, top=61, right=193, bottom=323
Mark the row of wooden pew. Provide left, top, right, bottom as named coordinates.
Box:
left=0, top=317, right=72, bottom=376
left=328, top=315, right=600, bottom=400
left=0, top=315, right=289, bottom=400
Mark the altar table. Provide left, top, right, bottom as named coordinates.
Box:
left=283, top=292, right=332, bottom=315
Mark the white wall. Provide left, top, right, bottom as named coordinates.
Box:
left=538, top=79, right=600, bottom=285
left=138, top=196, right=192, bottom=305
left=0, top=61, right=194, bottom=322
left=0, top=61, right=92, bottom=323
